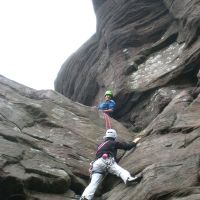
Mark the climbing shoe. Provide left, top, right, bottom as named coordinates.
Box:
left=126, top=175, right=143, bottom=185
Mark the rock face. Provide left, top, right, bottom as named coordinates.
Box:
left=55, top=0, right=200, bottom=132
left=0, top=75, right=132, bottom=200
left=2, top=0, right=200, bottom=199
left=53, top=0, right=200, bottom=199
left=1, top=74, right=200, bottom=200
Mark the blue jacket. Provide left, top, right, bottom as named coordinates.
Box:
left=97, top=100, right=116, bottom=112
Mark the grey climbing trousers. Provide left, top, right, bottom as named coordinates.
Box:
left=80, top=157, right=132, bottom=200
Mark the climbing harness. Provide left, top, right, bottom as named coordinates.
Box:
left=89, top=140, right=112, bottom=176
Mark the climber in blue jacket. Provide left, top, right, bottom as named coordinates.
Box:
left=97, top=90, right=116, bottom=116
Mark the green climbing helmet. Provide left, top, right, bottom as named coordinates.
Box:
left=105, top=90, right=113, bottom=97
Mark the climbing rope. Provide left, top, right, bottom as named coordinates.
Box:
left=103, top=112, right=112, bottom=129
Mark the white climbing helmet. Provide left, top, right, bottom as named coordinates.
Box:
left=104, top=129, right=117, bottom=139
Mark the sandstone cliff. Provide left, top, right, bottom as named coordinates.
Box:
left=1, top=0, right=200, bottom=199
left=55, top=0, right=200, bottom=132
left=0, top=74, right=132, bottom=199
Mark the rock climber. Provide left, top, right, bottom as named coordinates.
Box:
left=80, top=129, right=142, bottom=200
left=97, top=90, right=116, bottom=116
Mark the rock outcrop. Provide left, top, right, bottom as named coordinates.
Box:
left=2, top=0, right=200, bottom=199
left=0, top=75, right=132, bottom=200
left=1, top=73, right=200, bottom=199
left=55, top=0, right=200, bottom=132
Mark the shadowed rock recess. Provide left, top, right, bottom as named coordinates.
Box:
left=1, top=0, right=200, bottom=200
